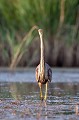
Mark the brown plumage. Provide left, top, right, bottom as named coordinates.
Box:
left=35, top=29, right=52, bottom=100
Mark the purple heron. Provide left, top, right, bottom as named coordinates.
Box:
left=36, top=29, right=52, bottom=100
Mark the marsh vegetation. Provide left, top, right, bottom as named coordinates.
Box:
left=0, top=0, right=79, bottom=67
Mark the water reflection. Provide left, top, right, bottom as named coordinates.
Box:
left=75, top=103, right=79, bottom=115
left=1, top=82, right=79, bottom=100
left=0, top=82, right=79, bottom=120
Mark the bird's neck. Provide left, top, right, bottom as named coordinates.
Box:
left=40, top=34, right=45, bottom=74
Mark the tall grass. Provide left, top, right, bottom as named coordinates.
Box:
left=0, top=0, right=79, bottom=67
left=0, top=0, right=78, bottom=32
left=9, top=26, right=38, bottom=68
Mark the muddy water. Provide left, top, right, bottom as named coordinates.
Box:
left=0, top=69, right=79, bottom=120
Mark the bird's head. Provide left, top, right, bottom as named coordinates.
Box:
left=38, top=29, right=43, bottom=37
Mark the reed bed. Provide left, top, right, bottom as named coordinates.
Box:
left=0, top=0, right=79, bottom=67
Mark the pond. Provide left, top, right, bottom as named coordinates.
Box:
left=0, top=68, right=79, bottom=120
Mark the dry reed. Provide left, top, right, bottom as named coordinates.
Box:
left=10, top=26, right=38, bottom=69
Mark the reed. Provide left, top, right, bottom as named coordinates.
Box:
left=10, top=26, right=38, bottom=68
left=0, top=0, right=79, bottom=67
left=0, top=0, right=77, bottom=32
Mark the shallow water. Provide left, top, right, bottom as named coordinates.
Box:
left=0, top=68, right=79, bottom=120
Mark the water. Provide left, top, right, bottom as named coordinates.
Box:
left=0, top=68, right=79, bottom=120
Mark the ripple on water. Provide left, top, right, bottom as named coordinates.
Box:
left=0, top=69, right=79, bottom=120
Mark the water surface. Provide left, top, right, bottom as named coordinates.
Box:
left=0, top=68, right=79, bottom=120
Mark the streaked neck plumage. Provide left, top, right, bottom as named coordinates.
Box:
left=38, top=29, right=45, bottom=74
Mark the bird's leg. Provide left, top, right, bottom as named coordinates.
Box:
left=44, top=82, right=48, bottom=100
left=38, top=83, right=43, bottom=100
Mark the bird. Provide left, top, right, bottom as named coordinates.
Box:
left=35, top=29, right=52, bottom=100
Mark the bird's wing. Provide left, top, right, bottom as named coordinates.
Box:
left=45, top=63, right=52, bottom=82
left=48, top=68, right=52, bottom=82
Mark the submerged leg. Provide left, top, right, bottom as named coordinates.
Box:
left=44, top=82, right=48, bottom=100
left=38, top=83, right=43, bottom=100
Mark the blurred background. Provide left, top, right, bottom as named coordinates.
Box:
left=0, top=0, right=79, bottom=68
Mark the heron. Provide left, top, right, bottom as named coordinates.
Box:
left=36, top=29, right=52, bottom=100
